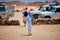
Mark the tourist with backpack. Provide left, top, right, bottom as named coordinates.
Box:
left=22, top=8, right=28, bottom=27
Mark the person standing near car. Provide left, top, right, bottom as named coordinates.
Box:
left=22, top=7, right=28, bottom=27
left=27, top=12, right=32, bottom=36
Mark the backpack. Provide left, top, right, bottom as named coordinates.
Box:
left=24, top=11, right=28, bottom=17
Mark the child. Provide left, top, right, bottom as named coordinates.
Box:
left=27, top=13, right=32, bottom=36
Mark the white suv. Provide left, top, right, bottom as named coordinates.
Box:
left=0, top=5, right=14, bottom=19
left=30, top=5, right=60, bottom=19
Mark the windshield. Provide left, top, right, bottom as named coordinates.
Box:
left=0, top=6, right=5, bottom=11
left=38, top=6, right=49, bottom=11
left=50, top=7, right=56, bottom=12
left=38, top=6, right=45, bottom=11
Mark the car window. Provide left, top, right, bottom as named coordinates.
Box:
left=0, top=6, right=5, bottom=11
left=50, top=7, right=56, bottom=12
left=56, top=8, right=60, bottom=12
left=46, top=7, right=49, bottom=11
left=38, top=6, right=44, bottom=10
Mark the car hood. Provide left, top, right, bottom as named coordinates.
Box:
left=30, top=10, right=42, bottom=14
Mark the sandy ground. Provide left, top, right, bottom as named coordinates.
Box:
left=0, top=8, right=60, bottom=40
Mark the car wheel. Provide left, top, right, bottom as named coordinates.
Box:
left=33, top=14, right=39, bottom=19
left=44, top=16, right=51, bottom=18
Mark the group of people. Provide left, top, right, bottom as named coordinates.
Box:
left=22, top=7, right=32, bottom=36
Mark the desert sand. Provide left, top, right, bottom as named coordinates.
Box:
left=0, top=6, right=60, bottom=40
left=14, top=6, right=39, bottom=11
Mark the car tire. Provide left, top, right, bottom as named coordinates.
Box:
left=44, top=16, right=51, bottom=18
left=33, top=14, right=39, bottom=19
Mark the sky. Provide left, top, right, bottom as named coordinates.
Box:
left=0, top=0, right=60, bottom=2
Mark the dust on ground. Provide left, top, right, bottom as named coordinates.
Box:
left=0, top=6, right=60, bottom=40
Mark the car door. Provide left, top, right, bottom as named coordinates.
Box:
left=8, top=6, right=14, bottom=17
left=52, top=8, right=60, bottom=19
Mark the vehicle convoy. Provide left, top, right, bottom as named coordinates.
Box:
left=0, top=5, right=19, bottom=25
left=30, top=5, right=60, bottom=24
